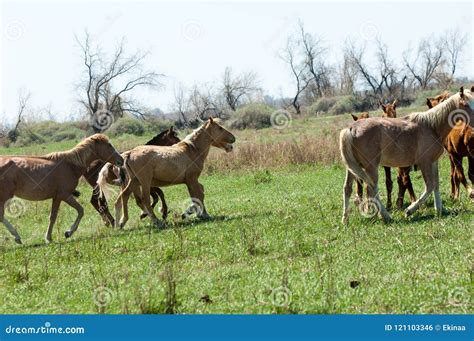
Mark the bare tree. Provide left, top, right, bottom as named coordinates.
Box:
left=297, top=21, right=331, bottom=98
left=173, top=83, right=189, bottom=125
left=280, top=37, right=309, bottom=114
left=188, top=84, right=221, bottom=120
left=443, top=29, right=467, bottom=83
left=76, top=31, right=162, bottom=132
left=337, top=46, right=358, bottom=95
left=221, top=67, right=259, bottom=111
left=403, top=37, right=444, bottom=89
left=7, top=89, right=31, bottom=142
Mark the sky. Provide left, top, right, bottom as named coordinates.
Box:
left=1, top=0, right=472, bottom=124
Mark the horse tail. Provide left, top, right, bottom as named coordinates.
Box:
left=97, top=163, right=114, bottom=200
left=339, top=128, right=375, bottom=188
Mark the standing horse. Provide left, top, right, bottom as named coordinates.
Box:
left=106, top=117, right=235, bottom=229
left=340, top=87, right=474, bottom=223
left=0, top=134, right=123, bottom=244
left=445, top=122, right=474, bottom=200
left=426, top=91, right=451, bottom=109
left=86, top=127, right=180, bottom=226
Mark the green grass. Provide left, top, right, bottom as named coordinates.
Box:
left=0, top=158, right=472, bottom=314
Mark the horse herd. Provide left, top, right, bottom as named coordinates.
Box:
left=0, top=88, right=473, bottom=245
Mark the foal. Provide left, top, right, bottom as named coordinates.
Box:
left=0, top=134, right=123, bottom=244
left=340, top=87, right=474, bottom=223
left=109, top=117, right=236, bottom=229
left=87, top=127, right=180, bottom=225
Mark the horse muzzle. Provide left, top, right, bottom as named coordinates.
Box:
left=224, top=143, right=234, bottom=153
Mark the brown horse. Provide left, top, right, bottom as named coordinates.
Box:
left=445, top=121, right=474, bottom=200
left=0, top=134, right=123, bottom=244
left=340, top=87, right=474, bottom=223
left=85, top=127, right=180, bottom=226
left=351, top=100, right=416, bottom=209
left=107, top=117, right=236, bottom=229
left=426, top=91, right=451, bottom=109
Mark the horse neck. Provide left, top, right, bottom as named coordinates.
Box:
left=430, top=97, right=459, bottom=139
left=185, top=128, right=212, bottom=161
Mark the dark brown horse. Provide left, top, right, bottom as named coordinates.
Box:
left=446, top=121, right=474, bottom=200
left=84, top=127, right=180, bottom=226
left=0, top=134, right=123, bottom=244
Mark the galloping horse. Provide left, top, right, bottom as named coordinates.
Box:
left=0, top=134, right=123, bottom=243
left=105, top=117, right=236, bottom=229
left=89, top=127, right=180, bottom=225
left=340, top=87, right=474, bottom=223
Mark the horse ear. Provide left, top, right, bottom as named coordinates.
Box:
left=168, top=126, right=174, bottom=133
left=426, top=98, right=433, bottom=108
left=459, top=86, right=464, bottom=98
left=351, top=114, right=358, bottom=121
left=208, top=117, right=214, bottom=123
left=392, top=99, right=397, bottom=108
left=471, top=85, right=474, bottom=92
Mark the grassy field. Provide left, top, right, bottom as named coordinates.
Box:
left=0, top=111, right=473, bottom=314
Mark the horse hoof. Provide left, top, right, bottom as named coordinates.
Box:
left=64, top=231, right=71, bottom=239
left=15, top=238, right=22, bottom=245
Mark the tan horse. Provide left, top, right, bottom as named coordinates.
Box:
left=108, top=117, right=236, bottom=229
left=426, top=91, right=451, bottom=109
left=340, top=87, right=474, bottom=223
left=0, top=134, right=123, bottom=244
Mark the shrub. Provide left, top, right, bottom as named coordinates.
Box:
left=144, top=117, right=175, bottom=134
left=229, top=103, right=275, bottom=130
left=329, top=96, right=354, bottom=115
left=107, top=117, right=145, bottom=136
left=308, top=97, right=337, bottom=115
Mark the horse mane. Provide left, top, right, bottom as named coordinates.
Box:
left=408, top=92, right=460, bottom=133
left=43, top=134, right=109, bottom=168
left=179, top=123, right=208, bottom=150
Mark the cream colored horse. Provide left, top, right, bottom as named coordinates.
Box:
left=340, top=87, right=474, bottom=223
left=108, top=118, right=236, bottom=228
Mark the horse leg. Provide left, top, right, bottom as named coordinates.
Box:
left=366, top=167, right=391, bottom=223
left=64, top=196, right=84, bottom=239
left=0, top=202, right=22, bottom=244
left=384, top=167, right=393, bottom=209
left=453, top=154, right=468, bottom=199
left=139, top=181, right=163, bottom=228
left=354, top=179, right=363, bottom=206
left=403, top=168, right=417, bottom=204
left=115, top=181, right=135, bottom=228
left=405, top=162, right=434, bottom=217
left=139, top=187, right=161, bottom=220
left=90, top=186, right=114, bottom=226
left=183, top=179, right=210, bottom=220
left=45, top=198, right=61, bottom=243
left=154, top=188, right=168, bottom=220
left=432, top=162, right=443, bottom=216
left=342, top=170, right=354, bottom=224
left=449, top=155, right=457, bottom=199
left=468, top=156, right=474, bottom=199
left=396, top=168, right=407, bottom=209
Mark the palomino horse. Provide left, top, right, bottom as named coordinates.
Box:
left=107, top=117, right=236, bottom=229
left=0, top=134, right=123, bottom=243
left=351, top=100, right=416, bottom=209
left=445, top=121, right=474, bottom=200
left=340, top=87, right=474, bottom=223
left=86, top=127, right=180, bottom=226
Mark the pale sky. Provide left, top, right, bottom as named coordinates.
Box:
left=1, top=0, right=472, bottom=123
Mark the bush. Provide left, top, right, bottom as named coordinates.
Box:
left=329, top=96, right=354, bottom=115
left=144, top=117, right=175, bottom=134
left=229, top=103, right=275, bottom=130
left=107, top=117, right=145, bottom=136
left=308, top=97, right=337, bottom=115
